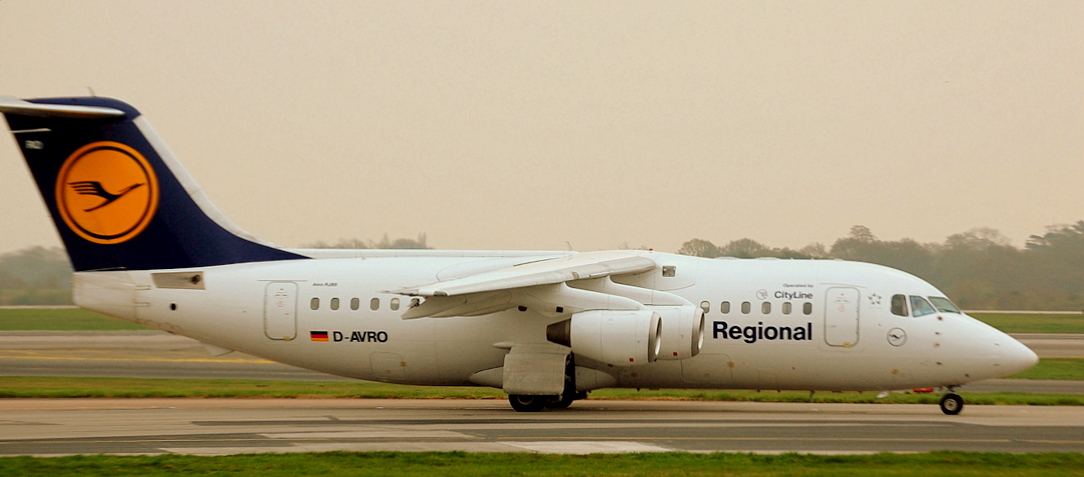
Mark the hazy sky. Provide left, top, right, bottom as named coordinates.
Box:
left=1, top=1, right=1082, bottom=255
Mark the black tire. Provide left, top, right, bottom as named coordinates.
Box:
left=545, top=391, right=587, bottom=409
left=545, top=394, right=574, bottom=409
left=940, top=393, right=964, bottom=415
left=508, top=394, right=550, bottom=412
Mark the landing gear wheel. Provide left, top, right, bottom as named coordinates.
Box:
left=544, top=353, right=583, bottom=409
left=545, top=393, right=575, bottom=409
left=939, top=393, right=964, bottom=415
left=545, top=391, right=587, bottom=409
left=509, top=394, right=550, bottom=412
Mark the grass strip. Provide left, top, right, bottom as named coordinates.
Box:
left=0, top=376, right=1081, bottom=406
left=0, top=376, right=504, bottom=399
left=969, top=312, right=1084, bottom=334
left=592, top=389, right=1084, bottom=406
left=1, top=451, right=1084, bottom=476
left=0, top=308, right=145, bottom=331
left=1006, top=358, right=1084, bottom=380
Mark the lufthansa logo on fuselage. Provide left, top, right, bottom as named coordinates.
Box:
left=55, top=141, right=159, bottom=244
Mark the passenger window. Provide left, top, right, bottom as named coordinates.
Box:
left=330, top=297, right=340, bottom=311
left=910, top=296, right=937, bottom=317
left=391, top=298, right=400, bottom=311
left=310, top=297, right=320, bottom=310
left=782, top=302, right=792, bottom=315
left=370, top=297, right=380, bottom=311
left=761, top=302, right=771, bottom=314
left=350, top=297, right=360, bottom=311
left=720, top=301, right=731, bottom=314
left=929, top=297, right=961, bottom=314
left=700, top=301, right=710, bottom=314
left=741, top=302, right=751, bottom=314
left=891, top=294, right=908, bottom=317
left=803, top=302, right=813, bottom=315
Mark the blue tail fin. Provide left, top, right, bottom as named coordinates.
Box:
left=1, top=96, right=307, bottom=271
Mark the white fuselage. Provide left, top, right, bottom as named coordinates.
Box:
left=74, top=250, right=1037, bottom=393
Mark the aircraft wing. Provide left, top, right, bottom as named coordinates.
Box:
left=396, top=250, right=655, bottom=297
left=394, top=250, right=658, bottom=319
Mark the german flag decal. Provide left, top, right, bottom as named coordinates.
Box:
left=310, top=331, right=329, bottom=342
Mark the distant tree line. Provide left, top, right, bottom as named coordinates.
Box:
left=3, top=223, right=1083, bottom=310
left=301, top=233, right=430, bottom=250
left=678, top=222, right=1084, bottom=311
left=0, top=246, right=74, bottom=305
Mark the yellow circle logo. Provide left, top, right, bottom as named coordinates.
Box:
left=55, top=141, right=159, bottom=245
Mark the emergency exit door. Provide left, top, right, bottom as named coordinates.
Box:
left=824, top=287, right=859, bottom=347
left=264, top=282, right=298, bottom=340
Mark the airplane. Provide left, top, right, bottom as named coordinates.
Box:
left=0, top=95, right=1038, bottom=415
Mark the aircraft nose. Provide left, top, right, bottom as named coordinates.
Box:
left=999, top=336, right=1040, bottom=375
left=965, top=315, right=1040, bottom=378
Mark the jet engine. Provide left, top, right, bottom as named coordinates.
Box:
left=547, top=309, right=661, bottom=367
left=652, top=304, right=704, bottom=360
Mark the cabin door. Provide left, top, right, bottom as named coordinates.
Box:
left=264, top=282, right=298, bottom=340
left=824, top=287, right=859, bottom=347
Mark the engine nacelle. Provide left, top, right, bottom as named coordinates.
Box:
left=652, top=304, right=704, bottom=360
left=555, top=309, right=661, bottom=367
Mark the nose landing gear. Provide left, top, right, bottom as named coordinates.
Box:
left=939, top=392, right=964, bottom=415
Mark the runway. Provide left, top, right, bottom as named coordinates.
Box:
left=1, top=332, right=1083, bottom=456
left=1, top=331, right=1081, bottom=393
left=1, top=399, right=1082, bottom=456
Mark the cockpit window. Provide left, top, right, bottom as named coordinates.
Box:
left=928, top=297, right=961, bottom=314
left=890, top=294, right=908, bottom=317
left=909, top=296, right=936, bottom=317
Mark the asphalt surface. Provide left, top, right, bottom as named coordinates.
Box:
left=1, top=399, right=1082, bottom=456
left=1, top=331, right=1082, bottom=456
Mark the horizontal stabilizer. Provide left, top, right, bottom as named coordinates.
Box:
left=0, top=96, right=125, bottom=119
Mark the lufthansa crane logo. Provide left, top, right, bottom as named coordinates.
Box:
left=55, top=141, right=159, bottom=244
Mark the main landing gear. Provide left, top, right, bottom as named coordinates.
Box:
left=508, top=353, right=586, bottom=412
left=939, top=392, right=964, bottom=415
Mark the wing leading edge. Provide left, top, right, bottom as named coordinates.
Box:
left=394, top=250, right=659, bottom=319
